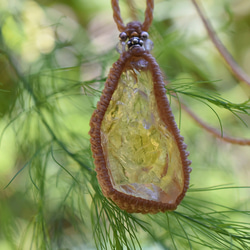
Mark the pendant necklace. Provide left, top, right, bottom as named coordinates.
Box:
left=89, top=0, right=191, bottom=214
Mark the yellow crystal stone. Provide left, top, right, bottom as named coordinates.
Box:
left=101, top=65, right=184, bottom=204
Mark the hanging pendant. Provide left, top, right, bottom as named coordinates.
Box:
left=89, top=21, right=191, bottom=213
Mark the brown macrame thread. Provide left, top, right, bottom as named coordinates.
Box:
left=111, top=0, right=154, bottom=32
left=142, top=0, right=154, bottom=31
left=111, top=0, right=126, bottom=32
left=89, top=0, right=191, bottom=213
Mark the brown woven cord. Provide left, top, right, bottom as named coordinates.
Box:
left=89, top=0, right=190, bottom=214
left=111, top=0, right=126, bottom=31
left=142, top=0, right=154, bottom=31
left=111, top=0, right=154, bottom=32
left=89, top=47, right=191, bottom=213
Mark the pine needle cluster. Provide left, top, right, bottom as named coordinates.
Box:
left=0, top=0, right=249, bottom=249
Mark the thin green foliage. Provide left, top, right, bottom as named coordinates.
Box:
left=90, top=183, right=150, bottom=250
left=146, top=190, right=250, bottom=249
left=0, top=1, right=250, bottom=250
left=167, top=80, right=250, bottom=116
left=166, top=79, right=250, bottom=136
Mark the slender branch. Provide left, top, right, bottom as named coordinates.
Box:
left=191, top=0, right=250, bottom=87
left=181, top=102, right=250, bottom=146
left=37, top=111, right=94, bottom=173
left=126, top=0, right=138, bottom=21
left=4, top=51, right=94, bottom=173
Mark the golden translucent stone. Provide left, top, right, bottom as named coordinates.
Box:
left=101, top=64, right=184, bottom=204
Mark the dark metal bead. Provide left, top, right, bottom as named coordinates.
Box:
left=131, top=31, right=139, bottom=37
left=119, top=32, right=127, bottom=41
left=132, top=37, right=138, bottom=44
left=141, top=31, right=149, bottom=40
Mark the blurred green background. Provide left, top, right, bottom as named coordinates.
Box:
left=0, top=0, right=250, bottom=249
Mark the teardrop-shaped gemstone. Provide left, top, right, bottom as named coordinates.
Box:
left=89, top=50, right=190, bottom=213
left=101, top=58, right=186, bottom=204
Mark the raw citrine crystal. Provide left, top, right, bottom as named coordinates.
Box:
left=100, top=60, right=184, bottom=205
left=89, top=0, right=191, bottom=214
left=89, top=49, right=191, bottom=213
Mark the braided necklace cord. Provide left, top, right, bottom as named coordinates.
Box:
left=111, top=0, right=126, bottom=31
left=89, top=0, right=191, bottom=214
left=142, top=0, right=154, bottom=31
left=111, top=0, right=154, bottom=32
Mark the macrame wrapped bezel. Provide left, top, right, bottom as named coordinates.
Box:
left=89, top=47, right=191, bottom=214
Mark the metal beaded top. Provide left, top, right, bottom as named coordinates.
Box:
left=111, top=0, right=154, bottom=53
left=116, top=30, right=154, bottom=53
left=111, top=0, right=154, bottom=32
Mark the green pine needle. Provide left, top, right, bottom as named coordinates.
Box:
left=1, top=2, right=250, bottom=250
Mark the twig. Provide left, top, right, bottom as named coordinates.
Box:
left=3, top=51, right=94, bottom=173
left=182, top=102, right=250, bottom=145
left=126, top=0, right=138, bottom=21
left=191, top=0, right=250, bottom=87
